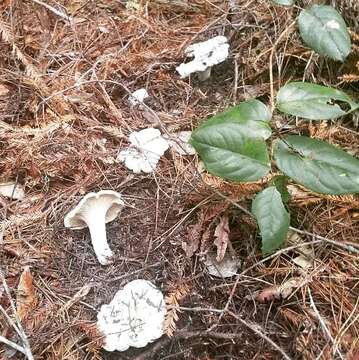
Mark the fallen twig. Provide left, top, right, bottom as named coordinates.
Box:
left=0, top=334, right=28, bottom=356
left=134, top=326, right=290, bottom=360
left=0, top=271, right=34, bottom=360
left=308, top=288, right=345, bottom=360
left=31, top=0, right=73, bottom=23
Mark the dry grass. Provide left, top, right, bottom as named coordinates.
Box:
left=0, top=0, right=358, bottom=359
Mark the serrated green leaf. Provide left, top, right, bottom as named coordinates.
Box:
left=191, top=101, right=272, bottom=182
left=298, top=5, right=351, bottom=61
left=274, top=135, right=359, bottom=194
left=272, top=0, right=295, bottom=6
left=252, top=186, right=290, bottom=254
left=277, top=82, right=359, bottom=120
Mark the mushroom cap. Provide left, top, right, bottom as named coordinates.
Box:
left=117, top=128, right=169, bottom=173
left=129, top=88, right=149, bottom=105
left=97, top=279, right=166, bottom=352
left=176, top=35, right=229, bottom=78
left=64, top=190, right=124, bottom=229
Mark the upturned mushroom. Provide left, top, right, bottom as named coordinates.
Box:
left=176, top=35, right=229, bottom=81
left=117, top=128, right=169, bottom=173
left=64, top=190, right=124, bottom=265
left=97, top=279, right=166, bottom=352
left=128, top=88, right=149, bottom=105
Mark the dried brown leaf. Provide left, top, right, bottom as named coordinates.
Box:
left=182, top=202, right=228, bottom=257
left=182, top=222, right=202, bottom=257
left=199, top=227, right=212, bottom=254
left=255, top=277, right=306, bottom=303
left=16, top=266, right=37, bottom=321
left=279, top=308, right=305, bottom=327
left=214, top=215, right=230, bottom=262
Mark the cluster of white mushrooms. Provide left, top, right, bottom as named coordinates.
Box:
left=61, top=35, right=230, bottom=352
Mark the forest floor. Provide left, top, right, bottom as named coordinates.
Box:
left=0, top=0, right=359, bottom=359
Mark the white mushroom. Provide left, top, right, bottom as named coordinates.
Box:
left=97, top=279, right=166, bottom=352
left=176, top=35, right=229, bottom=81
left=164, top=131, right=196, bottom=155
left=64, top=190, right=124, bottom=265
left=117, top=128, right=169, bottom=173
left=0, top=182, right=25, bottom=200
left=129, top=88, right=149, bottom=106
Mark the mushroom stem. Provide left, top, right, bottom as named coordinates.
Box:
left=198, top=67, right=212, bottom=81
left=87, top=214, right=113, bottom=265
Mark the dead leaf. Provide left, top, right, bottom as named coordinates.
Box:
left=16, top=267, right=37, bottom=321
left=255, top=277, right=306, bottom=303
left=214, top=215, right=230, bottom=262
left=286, top=231, right=314, bottom=271
left=292, top=255, right=313, bottom=270
left=182, top=223, right=202, bottom=257
left=182, top=202, right=228, bottom=258
left=204, top=252, right=240, bottom=278
left=199, top=228, right=212, bottom=254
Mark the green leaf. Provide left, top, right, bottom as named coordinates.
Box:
left=272, top=0, right=295, bottom=6
left=277, top=82, right=359, bottom=120
left=199, top=99, right=272, bottom=129
left=272, top=175, right=291, bottom=203
left=274, top=135, right=359, bottom=195
left=298, top=5, right=351, bottom=62
left=191, top=101, right=272, bottom=182
left=252, top=186, right=290, bottom=254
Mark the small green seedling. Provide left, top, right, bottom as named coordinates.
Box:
left=190, top=4, right=357, bottom=254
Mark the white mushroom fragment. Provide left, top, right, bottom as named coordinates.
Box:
left=64, top=190, right=124, bottom=265
left=0, top=182, right=25, bottom=200
left=117, top=128, right=169, bottom=173
left=176, top=35, right=229, bottom=81
left=164, top=131, right=196, bottom=155
left=204, top=252, right=240, bottom=278
left=97, top=279, right=166, bottom=352
left=128, top=88, right=149, bottom=105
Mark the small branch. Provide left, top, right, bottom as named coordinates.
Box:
left=269, top=21, right=296, bottom=111
left=289, top=227, right=359, bottom=254
left=228, top=310, right=292, bottom=360
left=0, top=271, right=34, bottom=360
left=176, top=306, right=291, bottom=359
left=0, top=335, right=27, bottom=356
left=31, top=0, right=73, bottom=23
left=308, top=289, right=345, bottom=360
left=134, top=326, right=290, bottom=360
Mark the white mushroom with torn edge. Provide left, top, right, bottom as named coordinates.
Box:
left=129, top=88, right=149, bottom=106
left=97, top=279, right=166, bottom=352
left=117, top=127, right=169, bottom=173
left=176, top=35, right=229, bottom=81
left=64, top=190, right=124, bottom=265
left=164, top=131, right=196, bottom=155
